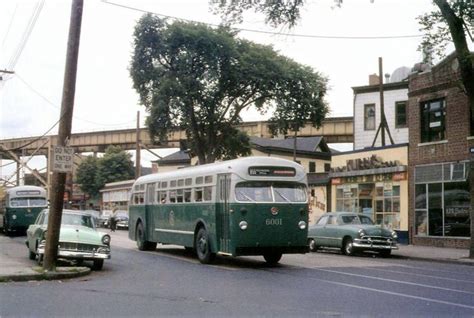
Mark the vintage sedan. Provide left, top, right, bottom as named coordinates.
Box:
left=26, top=209, right=111, bottom=270
left=308, top=212, right=398, bottom=257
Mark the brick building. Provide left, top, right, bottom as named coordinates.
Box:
left=408, top=52, right=473, bottom=248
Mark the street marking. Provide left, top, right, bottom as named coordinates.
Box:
left=367, top=267, right=474, bottom=284
left=316, top=278, right=474, bottom=310
left=314, top=268, right=474, bottom=295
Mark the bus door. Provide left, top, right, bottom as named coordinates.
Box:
left=217, top=174, right=231, bottom=253
left=145, top=183, right=156, bottom=238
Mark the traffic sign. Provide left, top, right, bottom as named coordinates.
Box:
left=52, top=146, right=74, bottom=173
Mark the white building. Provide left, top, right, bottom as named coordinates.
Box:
left=352, top=68, right=410, bottom=150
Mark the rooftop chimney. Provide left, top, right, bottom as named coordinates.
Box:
left=369, top=74, right=379, bottom=85
left=384, top=73, right=390, bottom=83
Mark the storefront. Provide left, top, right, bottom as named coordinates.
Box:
left=413, top=162, right=470, bottom=241
left=330, top=144, right=409, bottom=243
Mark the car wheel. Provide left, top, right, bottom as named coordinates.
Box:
left=195, top=227, right=215, bottom=264
left=92, top=259, right=104, bottom=271
left=308, top=238, right=318, bottom=252
left=379, top=250, right=392, bottom=258
left=136, top=221, right=156, bottom=251
left=342, top=237, right=355, bottom=256
left=263, top=252, right=282, bottom=265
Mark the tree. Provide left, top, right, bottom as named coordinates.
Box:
left=212, top=0, right=474, bottom=257
left=75, top=156, right=100, bottom=197
left=75, top=146, right=134, bottom=198
left=130, top=15, right=328, bottom=164
left=96, top=146, right=135, bottom=187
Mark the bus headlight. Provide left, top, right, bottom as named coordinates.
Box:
left=12, top=214, right=17, bottom=220
left=239, top=221, right=248, bottom=230
left=298, top=221, right=306, bottom=230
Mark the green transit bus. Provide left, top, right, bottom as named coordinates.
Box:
left=129, top=157, right=309, bottom=264
left=0, top=185, right=48, bottom=235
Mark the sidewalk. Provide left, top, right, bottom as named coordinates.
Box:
left=1, top=234, right=473, bottom=283
left=0, top=235, right=90, bottom=282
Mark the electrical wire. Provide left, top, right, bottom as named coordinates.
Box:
left=102, top=0, right=423, bottom=40
left=7, top=0, right=45, bottom=70
left=1, top=3, right=19, bottom=54
left=14, top=73, right=137, bottom=127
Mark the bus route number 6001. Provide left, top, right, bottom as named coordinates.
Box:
left=266, top=218, right=282, bottom=226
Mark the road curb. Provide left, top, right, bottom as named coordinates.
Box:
left=392, top=254, right=474, bottom=267
left=0, top=266, right=91, bottom=283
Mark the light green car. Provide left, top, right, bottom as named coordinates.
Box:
left=26, top=209, right=111, bottom=270
left=307, top=212, right=398, bottom=257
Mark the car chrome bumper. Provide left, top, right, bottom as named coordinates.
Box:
left=353, top=238, right=398, bottom=250
left=38, top=245, right=111, bottom=260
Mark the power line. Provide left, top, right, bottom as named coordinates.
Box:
left=7, top=0, right=45, bottom=70
left=1, top=4, right=19, bottom=52
left=102, top=0, right=423, bottom=40
left=14, top=73, right=137, bottom=127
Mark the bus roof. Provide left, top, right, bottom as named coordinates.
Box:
left=133, top=157, right=307, bottom=186
left=6, top=185, right=47, bottom=197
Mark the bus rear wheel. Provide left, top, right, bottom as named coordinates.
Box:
left=136, top=222, right=156, bottom=251
left=195, top=228, right=215, bottom=264
left=263, top=252, right=282, bottom=265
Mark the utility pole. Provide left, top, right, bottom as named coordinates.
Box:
left=371, top=57, right=394, bottom=147
left=43, top=0, right=83, bottom=271
left=135, top=111, right=141, bottom=179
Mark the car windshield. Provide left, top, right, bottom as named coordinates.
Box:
left=61, top=213, right=94, bottom=228
left=340, top=215, right=374, bottom=225
left=235, top=182, right=306, bottom=203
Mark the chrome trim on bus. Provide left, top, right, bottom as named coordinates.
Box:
left=217, top=252, right=232, bottom=256
left=155, top=228, right=194, bottom=235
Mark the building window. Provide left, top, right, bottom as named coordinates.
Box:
left=395, top=101, right=407, bottom=128
left=414, top=162, right=470, bottom=237
left=324, top=163, right=331, bottom=172
left=309, top=162, right=316, bottom=173
left=420, top=98, right=446, bottom=143
left=364, top=104, right=376, bottom=130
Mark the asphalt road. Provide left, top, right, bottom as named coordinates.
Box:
left=2, top=230, right=474, bottom=317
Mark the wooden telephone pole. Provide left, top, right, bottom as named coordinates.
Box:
left=371, top=57, right=394, bottom=147
left=43, top=0, right=83, bottom=271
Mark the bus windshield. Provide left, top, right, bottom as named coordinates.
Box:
left=235, top=182, right=307, bottom=203
left=10, top=197, right=47, bottom=207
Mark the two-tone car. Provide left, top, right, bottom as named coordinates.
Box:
left=308, top=212, right=398, bottom=257
left=26, top=209, right=111, bottom=270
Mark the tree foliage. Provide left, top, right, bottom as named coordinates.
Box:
left=130, top=15, right=328, bottom=164
left=75, top=156, right=100, bottom=198
left=210, top=0, right=304, bottom=28
left=75, top=146, right=134, bottom=198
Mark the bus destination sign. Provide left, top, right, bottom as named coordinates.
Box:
left=248, top=166, right=296, bottom=177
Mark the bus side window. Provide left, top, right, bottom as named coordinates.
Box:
left=176, top=189, right=184, bottom=203
left=203, top=186, right=212, bottom=201
left=169, top=190, right=177, bottom=203
left=184, top=189, right=192, bottom=202
left=159, top=191, right=167, bottom=204
left=195, top=188, right=203, bottom=202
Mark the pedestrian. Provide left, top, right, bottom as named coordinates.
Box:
left=110, top=207, right=118, bottom=232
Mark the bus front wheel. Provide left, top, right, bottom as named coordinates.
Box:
left=195, top=228, right=215, bottom=264
left=263, top=252, right=282, bottom=265
left=136, top=222, right=156, bottom=251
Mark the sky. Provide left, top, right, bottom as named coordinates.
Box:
left=0, top=0, right=460, bottom=180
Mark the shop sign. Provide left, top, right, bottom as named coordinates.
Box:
left=392, top=172, right=407, bottom=181
left=332, top=154, right=400, bottom=173
left=445, top=206, right=469, bottom=218
left=331, top=178, right=342, bottom=185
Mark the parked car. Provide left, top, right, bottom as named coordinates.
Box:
left=25, top=209, right=111, bottom=270
left=97, top=210, right=112, bottom=228
left=307, top=212, right=398, bottom=257
left=115, top=211, right=129, bottom=230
